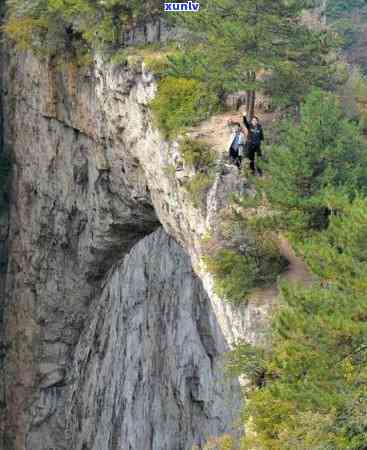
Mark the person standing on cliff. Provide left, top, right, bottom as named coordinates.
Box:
left=242, top=110, right=264, bottom=175
left=228, top=123, right=246, bottom=169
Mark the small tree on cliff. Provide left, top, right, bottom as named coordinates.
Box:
left=169, top=0, right=337, bottom=115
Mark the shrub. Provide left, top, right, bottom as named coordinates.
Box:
left=204, top=249, right=258, bottom=305
left=111, top=45, right=178, bottom=75
left=180, top=138, right=215, bottom=170
left=331, top=18, right=360, bottom=49
left=150, top=76, right=219, bottom=138
left=143, top=52, right=172, bottom=76
left=180, top=138, right=217, bottom=208
left=202, top=203, right=288, bottom=306
left=326, top=0, right=367, bottom=20
left=204, top=236, right=287, bottom=306
left=184, top=172, right=214, bottom=209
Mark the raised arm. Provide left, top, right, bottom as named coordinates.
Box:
left=242, top=114, right=250, bottom=130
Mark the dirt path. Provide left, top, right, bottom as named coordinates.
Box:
left=190, top=109, right=313, bottom=305
left=189, top=109, right=278, bottom=156
left=249, top=236, right=313, bottom=306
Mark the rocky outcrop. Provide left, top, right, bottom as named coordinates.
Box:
left=65, top=228, right=241, bottom=450
left=0, top=45, right=268, bottom=449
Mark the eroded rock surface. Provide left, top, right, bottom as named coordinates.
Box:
left=65, top=228, right=241, bottom=450
left=0, top=47, right=268, bottom=449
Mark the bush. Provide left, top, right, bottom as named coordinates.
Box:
left=326, top=0, right=367, bottom=20
left=331, top=18, right=360, bottom=49
left=180, top=138, right=217, bottom=208
left=180, top=138, right=215, bottom=170
left=204, top=236, right=287, bottom=306
left=204, top=249, right=258, bottom=305
left=184, top=172, right=214, bottom=209
left=204, top=211, right=288, bottom=305
left=150, top=76, right=219, bottom=138
left=337, top=67, right=367, bottom=130
left=111, top=45, right=178, bottom=75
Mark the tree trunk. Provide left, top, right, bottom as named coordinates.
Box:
left=246, top=71, right=256, bottom=119
left=246, top=90, right=256, bottom=119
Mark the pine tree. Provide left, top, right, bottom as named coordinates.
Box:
left=227, top=91, right=367, bottom=449
left=239, top=193, right=367, bottom=450
left=247, top=89, right=367, bottom=238
left=169, top=0, right=337, bottom=115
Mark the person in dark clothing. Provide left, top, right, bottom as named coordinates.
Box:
left=242, top=113, right=264, bottom=175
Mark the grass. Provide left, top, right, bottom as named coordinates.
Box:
left=150, top=76, right=219, bottom=138
left=180, top=138, right=217, bottom=209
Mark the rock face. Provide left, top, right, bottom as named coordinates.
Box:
left=66, top=228, right=241, bottom=450
left=0, top=45, right=268, bottom=449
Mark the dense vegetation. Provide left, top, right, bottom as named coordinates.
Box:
left=3, top=0, right=161, bottom=59
left=326, top=0, right=367, bottom=19
left=246, top=89, right=367, bottom=238
left=203, top=208, right=288, bottom=305
left=221, top=90, right=367, bottom=449
left=325, top=0, right=367, bottom=53
left=150, top=77, right=219, bottom=137
left=167, top=0, right=337, bottom=113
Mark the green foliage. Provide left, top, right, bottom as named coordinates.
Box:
left=163, top=163, right=177, bottom=179
left=184, top=172, right=214, bottom=209
left=325, top=0, right=367, bottom=64
left=239, top=194, right=367, bottom=450
left=326, top=0, right=367, bottom=20
left=226, top=341, right=266, bottom=386
left=3, top=0, right=161, bottom=57
left=204, top=229, right=287, bottom=306
left=179, top=139, right=217, bottom=208
left=337, top=67, right=367, bottom=130
left=167, top=0, right=337, bottom=108
left=331, top=18, right=360, bottom=49
left=111, top=44, right=179, bottom=75
left=246, top=89, right=367, bottom=238
left=180, top=138, right=215, bottom=170
left=150, top=77, right=219, bottom=138
left=228, top=89, right=367, bottom=450
left=203, top=210, right=287, bottom=305
left=204, top=249, right=259, bottom=305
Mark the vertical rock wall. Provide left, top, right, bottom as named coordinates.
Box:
left=66, top=228, right=241, bottom=450
left=0, top=46, right=258, bottom=449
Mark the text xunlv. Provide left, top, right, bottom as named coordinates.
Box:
left=164, top=2, right=200, bottom=12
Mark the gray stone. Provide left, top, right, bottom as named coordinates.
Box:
left=66, top=228, right=242, bottom=450
left=0, top=43, right=269, bottom=449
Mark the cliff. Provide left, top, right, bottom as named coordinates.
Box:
left=0, top=48, right=271, bottom=449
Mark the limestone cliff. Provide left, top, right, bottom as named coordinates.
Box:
left=0, top=46, right=269, bottom=449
